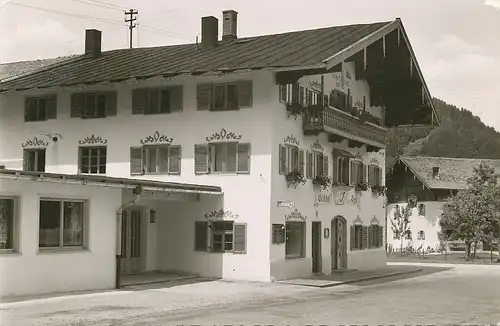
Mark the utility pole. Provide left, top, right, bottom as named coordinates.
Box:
left=124, top=9, right=138, bottom=49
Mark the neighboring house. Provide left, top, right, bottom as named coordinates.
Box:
left=0, top=10, right=437, bottom=298
left=386, top=156, right=500, bottom=252
left=0, top=56, right=76, bottom=82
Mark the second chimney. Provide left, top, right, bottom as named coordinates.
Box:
left=85, top=29, right=102, bottom=58
left=201, top=16, right=219, bottom=49
left=222, top=10, right=238, bottom=42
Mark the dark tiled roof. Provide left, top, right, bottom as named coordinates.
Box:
left=0, top=21, right=391, bottom=92
left=399, top=156, right=500, bottom=190
left=0, top=56, right=77, bottom=82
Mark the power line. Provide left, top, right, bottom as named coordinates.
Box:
left=79, top=0, right=125, bottom=10
left=9, top=2, right=126, bottom=26
left=138, top=25, right=193, bottom=41
left=65, top=0, right=124, bottom=12
left=124, top=9, right=138, bottom=49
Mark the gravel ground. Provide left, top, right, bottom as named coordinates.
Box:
left=1, top=263, right=499, bottom=326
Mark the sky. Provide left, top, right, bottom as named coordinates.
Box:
left=1, top=0, right=500, bottom=131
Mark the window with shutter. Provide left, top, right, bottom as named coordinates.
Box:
left=139, top=145, right=182, bottom=175
left=350, top=226, right=355, bottom=250
left=378, top=226, right=384, bottom=248
left=279, top=144, right=300, bottom=175
left=368, top=164, right=375, bottom=187
left=208, top=142, right=251, bottom=174
left=322, top=155, right=329, bottom=177
left=105, top=91, right=117, bottom=117
left=197, top=84, right=212, bottom=110
left=23, top=149, right=46, bottom=172
left=352, top=225, right=363, bottom=250
left=279, top=145, right=287, bottom=175
left=132, top=89, right=148, bottom=114
left=24, top=95, right=57, bottom=121
left=194, top=144, right=209, bottom=174
left=362, top=226, right=368, bottom=249
left=71, top=92, right=117, bottom=119
left=298, top=149, right=305, bottom=175
left=306, top=151, right=313, bottom=179
left=238, top=81, right=253, bottom=108
left=168, top=145, right=181, bottom=174
left=70, top=93, right=85, bottom=118
left=79, top=146, right=107, bottom=174
left=197, top=81, right=253, bottom=111
left=130, top=147, right=143, bottom=175
left=233, top=223, right=247, bottom=254
left=237, top=143, right=251, bottom=173
left=368, top=226, right=374, bottom=248
left=169, top=85, right=183, bottom=112
left=211, top=221, right=234, bottom=252
left=194, top=221, right=208, bottom=251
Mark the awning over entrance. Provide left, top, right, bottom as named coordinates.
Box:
left=0, top=169, right=223, bottom=195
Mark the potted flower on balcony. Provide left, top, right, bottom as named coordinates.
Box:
left=312, top=174, right=332, bottom=190
left=371, top=184, right=386, bottom=197
left=285, top=170, right=307, bottom=188
left=286, top=102, right=305, bottom=120
left=355, top=182, right=368, bottom=192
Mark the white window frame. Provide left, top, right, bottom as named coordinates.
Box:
left=83, top=93, right=107, bottom=118
left=336, top=155, right=350, bottom=185
left=285, top=221, right=306, bottom=259
left=25, top=97, right=48, bottom=121
left=0, top=196, right=19, bottom=253
left=211, top=82, right=239, bottom=111
left=78, top=146, right=107, bottom=175
left=349, top=159, right=365, bottom=186
left=209, top=142, right=249, bottom=174
left=283, top=144, right=300, bottom=174
left=23, top=148, right=46, bottom=172
left=38, top=198, right=88, bottom=251
left=142, top=145, right=181, bottom=175
left=311, top=151, right=324, bottom=177
left=143, top=88, right=172, bottom=114
left=210, top=220, right=234, bottom=253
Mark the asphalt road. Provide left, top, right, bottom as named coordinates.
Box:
left=1, top=263, right=499, bottom=326
left=133, top=264, right=500, bottom=326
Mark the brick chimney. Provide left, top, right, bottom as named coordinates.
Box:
left=432, top=166, right=439, bottom=178
left=222, top=10, right=238, bottom=42
left=201, top=16, right=219, bottom=49
left=85, top=29, right=102, bottom=58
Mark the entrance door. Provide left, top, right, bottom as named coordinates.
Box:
left=331, top=216, right=347, bottom=270
left=312, top=221, right=322, bottom=274
left=120, top=208, right=144, bottom=275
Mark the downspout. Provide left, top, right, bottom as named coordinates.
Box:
left=115, top=188, right=142, bottom=289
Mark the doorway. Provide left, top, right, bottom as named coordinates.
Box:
left=331, top=216, right=347, bottom=270
left=312, top=221, right=322, bottom=274
left=120, top=208, right=145, bottom=275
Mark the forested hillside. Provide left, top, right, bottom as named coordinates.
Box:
left=386, top=98, right=500, bottom=162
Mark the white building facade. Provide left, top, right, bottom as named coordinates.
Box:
left=0, top=11, right=438, bottom=297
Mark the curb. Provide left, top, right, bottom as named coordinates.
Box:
left=314, top=268, right=424, bottom=288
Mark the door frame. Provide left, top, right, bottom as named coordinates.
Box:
left=331, top=216, right=347, bottom=270
left=120, top=206, right=147, bottom=275
left=311, top=221, right=322, bottom=274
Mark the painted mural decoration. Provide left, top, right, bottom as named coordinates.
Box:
left=204, top=209, right=239, bottom=220
left=333, top=71, right=350, bottom=88
left=334, top=190, right=347, bottom=205
left=309, top=80, right=321, bottom=91
left=79, top=134, right=107, bottom=145
left=140, top=131, right=174, bottom=145
left=310, top=140, right=324, bottom=152
left=22, top=136, right=49, bottom=148
left=353, top=215, right=363, bottom=225
left=285, top=208, right=306, bottom=221
left=369, top=157, right=379, bottom=164
left=283, top=134, right=300, bottom=146
left=206, top=128, right=242, bottom=142
left=316, top=190, right=332, bottom=205
left=370, top=216, right=380, bottom=225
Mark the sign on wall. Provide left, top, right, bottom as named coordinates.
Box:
left=277, top=201, right=295, bottom=208
left=316, top=191, right=332, bottom=205
left=334, top=190, right=347, bottom=205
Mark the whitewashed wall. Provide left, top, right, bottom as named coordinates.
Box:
left=0, top=178, right=121, bottom=298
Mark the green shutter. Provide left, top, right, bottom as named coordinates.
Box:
left=46, top=95, right=57, bottom=119
left=362, top=226, right=368, bottom=249
left=378, top=167, right=383, bottom=186
left=368, top=226, right=374, bottom=249
left=298, top=149, right=305, bottom=175
left=379, top=226, right=384, bottom=248
left=70, top=93, right=85, bottom=118
left=237, top=143, right=251, bottom=173
left=105, top=91, right=117, bottom=117
left=233, top=223, right=247, bottom=254
left=194, top=144, right=209, bottom=174
left=197, top=83, right=212, bottom=110
left=168, top=145, right=181, bottom=174
left=169, top=85, right=183, bottom=112
left=368, top=165, right=374, bottom=187
left=350, top=225, right=355, bottom=250
left=238, top=81, right=253, bottom=108
left=322, top=154, right=329, bottom=177
left=194, top=221, right=208, bottom=251
left=130, top=147, right=143, bottom=175
left=279, top=145, right=287, bottom=175
left=132, top=89, right=148, bottom=114
left=349, top=160, right=355, bottom=185
left=306, top=151, right=313, bottom=179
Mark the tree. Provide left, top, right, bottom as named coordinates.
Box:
left=439, top=162, right=500, bottom=260
left=391, top=204, right=412, bottom=255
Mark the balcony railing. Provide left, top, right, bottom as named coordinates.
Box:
left=303, top=105, right=387, bottom=148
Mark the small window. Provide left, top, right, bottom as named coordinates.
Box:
left=132, top=86, right=183, bottom=114
left=272, top=224, right=285, bottom=244
left=279, top=145, right=303, bottom=175
left=39, top=199, right=86, bottom=249
left=351, top=225, right=364, bottom=250
left=194, top=143, right=251, bottom=174
left=334, top=155, right=351, bottom=185
left=306, top=151, right=328, bottom=179
left=79, top=146, right=107, bottom=174
left=405, top=230, right=412, bottom=240
left=417, top=230, right=425, bottom=240
left=194, top=221, right=246, bottom=254
left=23, top=148, right=46, bottom=172
left=285, top=222, right=305, bottom=259
left=70, top=92, right=117, bottom=119
left=197, top=81, right=252, bottom=111
left=418, top=203, right=426, bottom=216
left=24, top=95, right=57, bottom=122
left=369, top=225, right=384, bottom=248
left=368, top=164, right=382, bottom=187
left=130, top=145, right=181, bottom=175
left=350, top=160, right=365, bottom=186
left=0, top=197, right=18, bottom=252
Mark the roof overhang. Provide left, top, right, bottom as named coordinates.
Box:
left=0, top=169, right=223, bottom=195
left=390, top=156, right=432, bottom=190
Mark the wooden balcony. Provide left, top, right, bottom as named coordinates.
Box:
left=303, top=105, right=387, bottom=148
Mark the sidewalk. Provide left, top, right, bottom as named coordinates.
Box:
left=278, top=264, right=424, bottom=287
